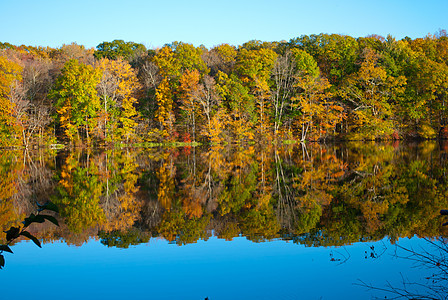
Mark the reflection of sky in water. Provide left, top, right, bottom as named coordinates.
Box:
left=0, top=236, right=433, bottom=299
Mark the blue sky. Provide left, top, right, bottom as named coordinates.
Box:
left=1, top=0, right=448, bottom=49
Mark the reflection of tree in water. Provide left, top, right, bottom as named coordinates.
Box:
left=359, top=237, right=448, bottom=300
left=0, top=151, right=26, bottom=242
left=0, top=149, right=57, bottom=244
left=49, top=149, right=143, bottom=244
left=53, top=151, right=105, bottom=233
left=99, top=228, right=151, bottom=248
left=0, top=201, right=59, bottom=269
left=2, top=141, right=448, bottom=249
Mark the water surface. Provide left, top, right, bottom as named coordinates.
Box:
left=0, top=141, right=447, bottom=299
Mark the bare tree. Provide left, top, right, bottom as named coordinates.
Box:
left=193, top=75, right=220, bottom=139
left=357, top=237, right=448, bottom=300
left=10, top=59, right=54, bottom=148
left=137, top=59, right=161, bottom=130
left=271, top=51, right=298, bottom=136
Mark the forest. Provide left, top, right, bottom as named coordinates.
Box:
left=1, top=31, right=448, bottom=148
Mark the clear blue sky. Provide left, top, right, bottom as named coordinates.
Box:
left=1, top=0, right=448, bottom=49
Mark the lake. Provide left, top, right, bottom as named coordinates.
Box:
left=1, top=141, right=447, bottom=299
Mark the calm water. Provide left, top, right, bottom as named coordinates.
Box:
left=0, top=141, right=447, bottom=299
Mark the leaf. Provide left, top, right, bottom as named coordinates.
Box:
left=41, top=215, right=59, bottom=226
left=41, top=201, right=59, bottom=213
left=0, top=254, right=4, bottom=268
left=31, top=215, right=46, bottom=224
left=20, top=231, right=41, bottom=248
left=4, top=227, right=21, bottom=241
left=0, top=245, right=13, bottom=254
left=23, top=213, right=37, bottom=227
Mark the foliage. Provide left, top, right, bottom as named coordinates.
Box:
left=0, top=56, right=23, bottom=147
left=50, top=59, right=102, bottom=143
left=99, top=228, right=150, bottom=248
left=94, top=40, right=146, bottom=61
left=1, top=33, right=448, bottom=145
left=96, top=58, right=141, bottom=142
left=1, top=141, right=448, bottom=249
left=53, top=152, right=105, bottom=232
left=0, top=201, right=59, bottom=269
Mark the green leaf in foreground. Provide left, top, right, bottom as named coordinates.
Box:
left=23, top=213, right=37, bottom=227
left=23, top=212, right=59, bottom=227
left=20, top=231, right=42, bottom=248
left=40, top=201, right=59, bottom=213
left=41, top=215, right=59, bottom=226
left=0, top=245, right=13, bottom=254
left=4, top=227, right=21, bottom=241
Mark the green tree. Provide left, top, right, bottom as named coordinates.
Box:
left=289, top=34, right=359, bottom=87
left=94, top=40, right=147, bottom=62
left=50, top=59, right=102, bottom=143
left=216, top=71, right=256, bottom=142
left=236, top=48, right=277, bottom=137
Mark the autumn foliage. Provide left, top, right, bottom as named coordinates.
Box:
left=0, top=33, right=448, bottom=148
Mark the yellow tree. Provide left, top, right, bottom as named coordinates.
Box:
left=156, top=152, right=176, bottom=211
left=0, top=151, right=25, bottom=242
left=340, top=48, right=406, bottom=139
left=152, top=77, right=175, bottom=139
left=151, top=47, right=178, bottom=140
left=152, top=43, right=209, bottom=141
left=294, top=76, right=343, bottom=141
left=0, top=56, right=23, bottom=147
left=179, top=71, right=221, bottom=142
left=178, top=69, right=201, bottom=141
left=96, top=58, right=140, bottom=143
left=100, top=150, right=142, bottom=232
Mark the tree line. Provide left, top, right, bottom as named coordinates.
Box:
left=1, top=31, right=448, bottom=147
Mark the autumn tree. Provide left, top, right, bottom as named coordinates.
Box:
left=401, top=36, right=448, bottom=138
left=340, top=48, right=406, bottom=139
left=291, top=49, right=344, bottom=141
left=50, top=42, right=95, bottom=66
left=271, top=50, right=298, bottom=137
left=236, top=48, right=277, bottom=138
left=94, top=40, right=147, bottom=63
left=137, top=58, right=161, bottom=130
left=195, top=75, right=221, bottom=142
left=178, top=70, right=221, bottom=142
left=152, top=42, right=209, bottom=140
left=50, top=59, right=102, bottom=144
left=99, top=150, right=142, bottom=232
left=18, top=58, right=55, bottom=146
left=215, top=71, right=255, bottom=142
left=96, top=58, right=141, bottom=143
left=202, top=44, right=237, bottom=76
left=0, top=56, right=23, bottom=147
left=53, top=151, right=105, bottom=233
left=178, top=69, right=201, bottom=141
